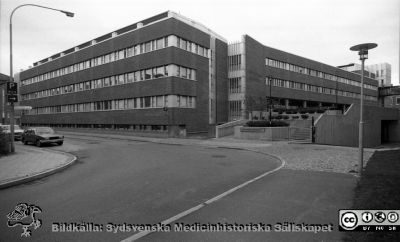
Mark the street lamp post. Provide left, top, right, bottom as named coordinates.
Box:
left=350, top=43, right=377, bottom=177
left=9, top=4, right=74, bottom=152
left=267, top=76, right=272, bottom=123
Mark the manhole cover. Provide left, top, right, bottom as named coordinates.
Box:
left=212, top=154, right=226, bottom=158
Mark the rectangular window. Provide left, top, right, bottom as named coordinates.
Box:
left=104, top=54, right=110, bottom=63
left=134, top=45, right=140, bottom=55
left=110, top=76, right=116, bottom=86
left=118, top=74, right=125, bottom=84
left=127, top=47, right=134, bottom=57
left=103, top=77, right=110, bottom=87
left=127, top=99, right=134, bottom=109
left=127, top=73, right=134, bottom=83
left=145, top=42, right=151, bottom=52
left=168, top=35, right=178, bottom=47
left=156, top=38, right=164, bottom=49
left=156, top=96, right=163, bottom=107
left=97, top=79, right=103, bottom=88
left=155, top=67, right=165, bottom=78
left=180, top=39, right=187, bottom=50
left=144, top=97, right=151, bottom=108
left=180, top=67, right=187, bottom=78
left=118, top=50, right=125, bottom=59
left=145, top=69, right=152, bottom=80
left=135, top=71, right=140, bottom=82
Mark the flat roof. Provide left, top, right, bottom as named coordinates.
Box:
left=31, top=11, right=226, bottom=68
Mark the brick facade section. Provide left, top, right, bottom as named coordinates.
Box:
left=19, top=15, right=228, bottom=134
left=244, top=35, right=378, bottom=107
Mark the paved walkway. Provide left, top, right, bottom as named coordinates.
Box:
left=0, top=143, right=76, bottom=188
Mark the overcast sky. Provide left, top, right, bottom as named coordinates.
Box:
left=1, top=0, right=399, bottom=84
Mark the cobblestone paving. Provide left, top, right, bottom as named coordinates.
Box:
left=203, top=139, right=374, bottom=174
left=260, top=143, right=373, bottom=174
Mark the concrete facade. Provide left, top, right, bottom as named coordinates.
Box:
left=315, top=104, right=400, bottom=147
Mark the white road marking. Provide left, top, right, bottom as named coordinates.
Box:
left=121, top=154, right=286, bottom=242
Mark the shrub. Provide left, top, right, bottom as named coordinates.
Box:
left=282, top=115, right=289, bottom=120
left=301, top=114, right=309, bottom=119
left=299, top=110, right=307, bottom=114
left=275, top=115, right=283, bottom=120
left=316, top=109, right=325, bottom=113
left=292, top=115, right=300, bottom=119
left=278, top=111, right=283, bottom=115
left=245, top=120, right=289, bottom=127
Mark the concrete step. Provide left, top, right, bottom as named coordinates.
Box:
left=289, top=139, right=312, bottom=144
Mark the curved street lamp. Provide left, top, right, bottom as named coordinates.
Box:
left=9, top=4, right=74, bottom=152
left=350, top=43, right=377, bottom=177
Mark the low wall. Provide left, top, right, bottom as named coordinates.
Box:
left=234, top=126, right=289, bottom=141
left=315, top=104, right=400, bottom=147
left=216, top=119, right=248, bottom=138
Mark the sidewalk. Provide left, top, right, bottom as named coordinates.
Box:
left=0, top=143, right=76, bottom=189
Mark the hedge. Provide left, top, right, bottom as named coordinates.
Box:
left=245, top=120, right=290, bottom=127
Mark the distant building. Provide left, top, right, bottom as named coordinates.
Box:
left=338, top=62, right=392, bottom=87
left=379, top=86, right=400, bottom=109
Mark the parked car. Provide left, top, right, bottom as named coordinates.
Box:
left=0, top=125, right=24, bottom=141
left=21, top=127, right=64, bottom=147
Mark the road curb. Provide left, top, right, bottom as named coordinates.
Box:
left=0, top=148, right=77, bottom=189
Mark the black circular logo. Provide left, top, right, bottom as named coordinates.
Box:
left=341, top=212, right=358, bottom=229
left=374, top=211, right=386, bottom=223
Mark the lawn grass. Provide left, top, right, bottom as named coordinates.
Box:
left=344, top=150, right=400, bottom=242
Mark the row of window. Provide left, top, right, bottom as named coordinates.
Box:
left=228, top=55, right=242, bottom=71
left=265, top=58, right=378, bottom=91
left=26, top=95, right=196, bottom=115
left=266, top=77, right=377, bottom=101
left=229, top=100, right=242, bottom=121
left=21, top=35, right=209, bottom=86
left=24, top=123, right=170, bottom=132
left=229, top=77, right=242, bottom=94
left=21, top=65, right=196, bottom=101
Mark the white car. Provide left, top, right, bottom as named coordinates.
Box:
left=0, top=124, right=24, bottom=141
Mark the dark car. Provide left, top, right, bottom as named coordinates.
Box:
left=21, top=127, right=64, bottom=147
left=0, top=125, right=24, bottom=141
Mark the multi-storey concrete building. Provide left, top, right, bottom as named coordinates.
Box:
left=19, top=11, right=383, bottom=136
left=338, top=62, right=392, bottom=87
left=228, top=35, right=378, bottom=121
left=19, top=11, right=228, bottom=136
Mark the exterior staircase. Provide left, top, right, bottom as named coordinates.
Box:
left=288, top=127, right=312, bottom=144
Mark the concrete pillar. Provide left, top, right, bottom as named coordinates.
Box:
left=285, top=99, right=290, bottom=109
left=318, top=102, right=322, bottom=108
left=302, top=100, right=307, bottom=108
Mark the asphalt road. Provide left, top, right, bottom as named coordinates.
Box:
left=0, top=134, right=281, bottom=242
